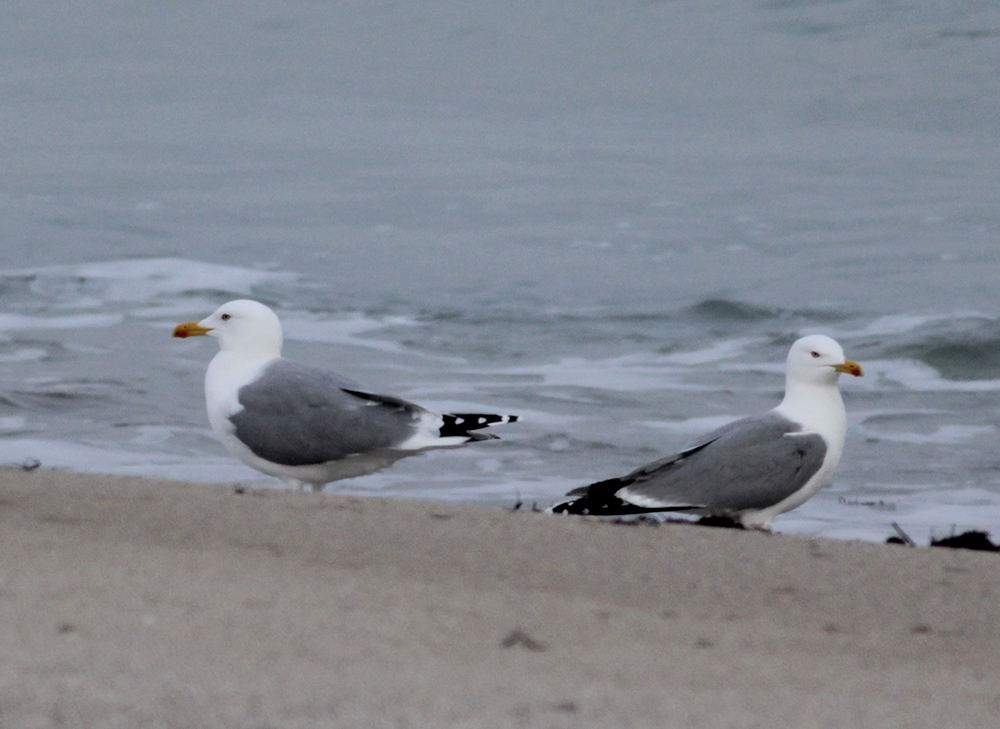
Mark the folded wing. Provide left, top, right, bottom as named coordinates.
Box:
left=554, top=413, right=826, bottom=516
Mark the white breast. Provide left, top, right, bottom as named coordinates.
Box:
left=204, top=351, right=274, bottom=438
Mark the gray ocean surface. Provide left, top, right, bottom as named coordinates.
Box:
left=2, top=1, right=999, bottom=541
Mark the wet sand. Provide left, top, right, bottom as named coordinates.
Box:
left=1, top=468, right=998, bottom=728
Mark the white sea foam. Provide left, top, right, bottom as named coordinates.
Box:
left=638, top=415, right=744, bottom=435
left=858, top=423, right=996, bottom=446
left=281, top=311, right=447, bottom=357
left=657, top=337, right=758, bottom=366
left=869, top=358, right=1000, bottom=392
left=0, top=313, right=123, bottom=332
left=0, top=347, right=48, bottom=362
left=0, top=437, right=266, bottom=484
left=497, top=354, right=722, bottom=392
left=845, top=311, right=994, bottom=339
left=5, top=257, right=297, bottom=304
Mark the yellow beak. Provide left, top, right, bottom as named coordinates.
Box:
left=173, top=321, right=212, bottom=338
left=833, top=359, right=863, bottom=377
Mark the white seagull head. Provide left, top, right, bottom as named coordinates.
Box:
left=785, top=334, right=863, bottom=387
left=173, top=299, right=284, bottom=358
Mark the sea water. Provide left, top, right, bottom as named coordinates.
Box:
left=2, top=1, right=999, bottom=542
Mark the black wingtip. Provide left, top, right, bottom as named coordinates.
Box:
left=440, top=412, right=518, bottom=439
left=550, top=494, right=658, bottom=517
left=550, top=494, right=700, bottom=517
left=550, top=476, right=699, bottom=517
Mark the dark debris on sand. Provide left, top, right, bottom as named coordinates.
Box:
left=1, top=458, right=41, bottom=472
left=513, top=499, right=996, bottom=551
left=500, top=628, right=547, bottom=652
left=887, top=522, right=999, bottom=553
left=929, top=531, right=1000, bottom=552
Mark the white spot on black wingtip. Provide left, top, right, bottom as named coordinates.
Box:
left=548, top=499, right=579, bottom=515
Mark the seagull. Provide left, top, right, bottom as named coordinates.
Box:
left=173, top=299, right=517, bottom=490
left=549, top=335, right=863, bottom=529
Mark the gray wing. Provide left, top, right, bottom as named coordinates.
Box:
left=579, top=413, right=826, bottom=513
left=229, top=360, right=425, bottom=466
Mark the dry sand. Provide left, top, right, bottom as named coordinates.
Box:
left=0, top=468, right=998, bottom=728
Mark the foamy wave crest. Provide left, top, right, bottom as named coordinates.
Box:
left=658, top=337, right=758, bottom=366
left=281, top=311, right=438, bottom=357
left=0, top=437, right=261, bottom=483
left=857, top=422, right=996, bottom=445
left=868, top=358, right=1000, bottom=392
left=850, top=312, right=994, bottom=339
left=493, top=338, right=776, bottom=393
left=639, top=415, right=745, bottom=435
left=0, top=313, right=123, bottom=332
left=496, top=354, right=714, bottom=392
left=4, top=257, right=298, bottom=307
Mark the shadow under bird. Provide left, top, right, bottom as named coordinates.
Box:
left=549, top=335, right=863, bottom=529
left=173, top=299, right=518, bottom=490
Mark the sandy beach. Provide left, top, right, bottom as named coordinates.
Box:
left=1, top=468, right=998, bottom=728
